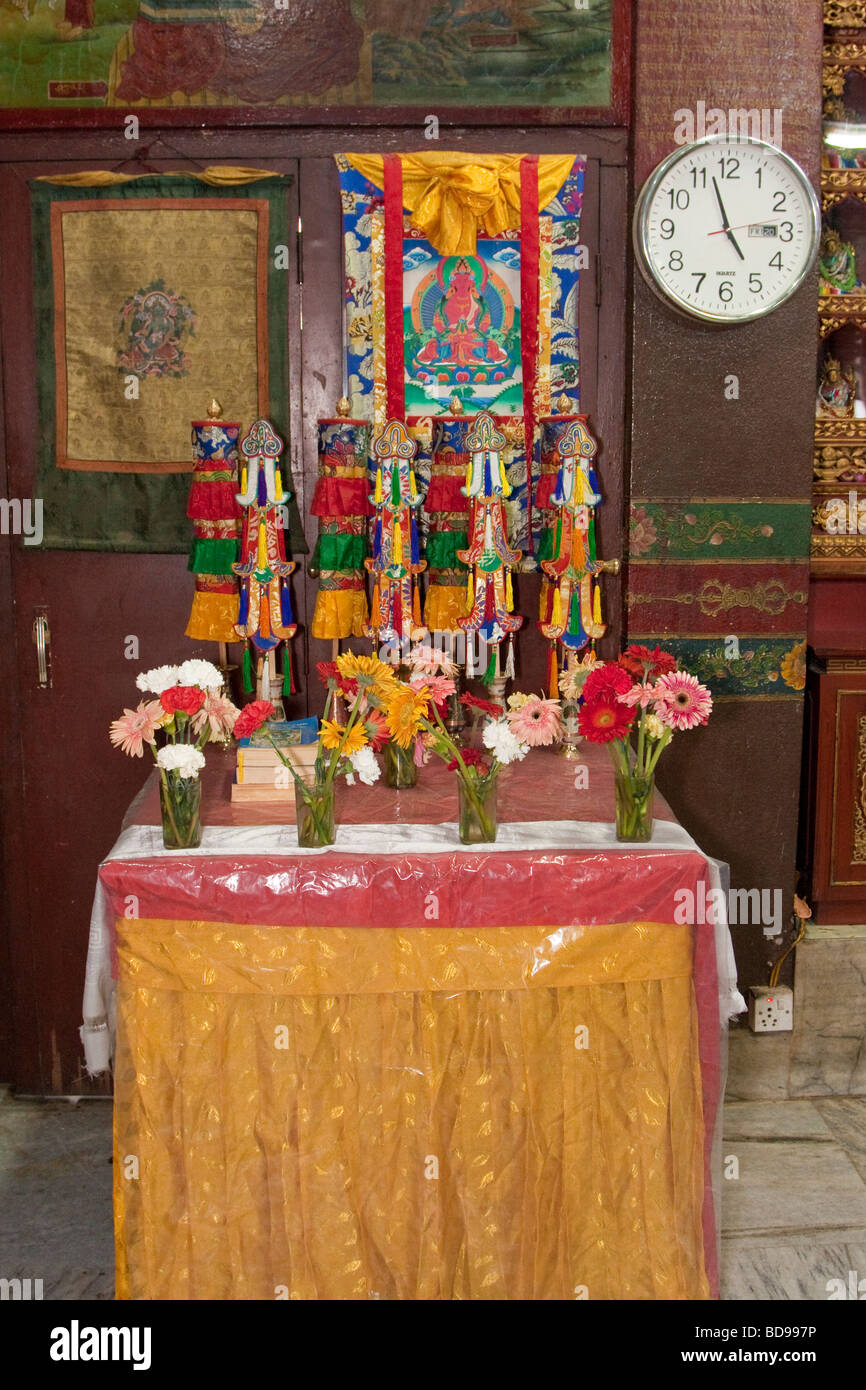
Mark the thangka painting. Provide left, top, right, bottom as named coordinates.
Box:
left=0, top=2, right=615, bottom=113
left=337, top=152, right=585, bottom=557
left=404, top=240, right=522, bottom=416
left=30, top=170, right=305, bottom=553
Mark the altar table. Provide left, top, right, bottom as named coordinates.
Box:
left=82, top=745, right=741, bottom=1301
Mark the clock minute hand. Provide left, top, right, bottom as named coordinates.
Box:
left=711, top=175, right=745, bottom=262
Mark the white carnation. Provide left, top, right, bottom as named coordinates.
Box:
left=156, top=745, right=206, bottom=779
left=349, top=745, right=380, bottom=786
left=482, top=718, right=529, bottom=766
left=136, top=664, right=179, bottom=695
left=176, top=658, right=224, bottom=690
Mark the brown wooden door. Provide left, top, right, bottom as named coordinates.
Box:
left=0, top=129, right=626, bottom=1094
left=0, top=142, right=301, bottom=1093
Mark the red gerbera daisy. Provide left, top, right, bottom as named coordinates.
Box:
left=316, top=661, right=339, bottom=685
left=577, top=695, right=636, bottom=744
left=363, top=709, right=391, bottom=751
left=619, top=644, right=677, bottom=678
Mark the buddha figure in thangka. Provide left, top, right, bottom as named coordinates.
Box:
left=413, top=254, right=512, bottom=384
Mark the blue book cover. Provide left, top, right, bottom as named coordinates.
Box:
left=239, top=717, right=318, bottom=749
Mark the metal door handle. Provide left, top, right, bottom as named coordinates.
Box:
left=32, top=609, right=51, bottom=689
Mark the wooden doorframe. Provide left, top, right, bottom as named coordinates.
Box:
left=0, top=124, right=629, bottom=1092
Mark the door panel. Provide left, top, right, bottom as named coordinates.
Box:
left=0, top=153, right=301, bottom=1092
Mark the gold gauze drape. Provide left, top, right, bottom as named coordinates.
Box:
left=113, top=918, right=710, bottom=1301
left=345, top=153, right=575, bottom=257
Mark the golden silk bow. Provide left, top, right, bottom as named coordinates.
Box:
left=344, top=152, right=575, bottom=256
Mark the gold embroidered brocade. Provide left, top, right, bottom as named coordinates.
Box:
left=113, top=917, right=710, bottom=1301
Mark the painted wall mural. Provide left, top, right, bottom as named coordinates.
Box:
left=0, top=0, right=612, bottom=110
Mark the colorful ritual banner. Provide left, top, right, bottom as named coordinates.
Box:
left=31, top=169, right=305, bottom=554
left=336, top=152, right=585, bottom=558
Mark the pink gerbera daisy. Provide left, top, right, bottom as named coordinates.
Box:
left=410, top=674, right=455, bottom=710
left=506, top=694, right=564, bottom=746
left=192, top=691, right=240, bottom=739
left=109, top=700, right=164, bottom=757
left=409, top=644, right=458, bottom=678
left=618, top=681, right=658, bottom=709
left=653, top=672, right=713, bottom=731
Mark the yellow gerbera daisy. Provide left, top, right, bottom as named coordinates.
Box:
left=319, top=720, right=368, bottom=756
left=336, top=652, right=398, bottom=697
left=386, top=686, right=430, bottom=749
left=319, top=719, right=347, bottom=751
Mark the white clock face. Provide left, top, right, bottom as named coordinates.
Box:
left=634, top=137, right=821, bottom=323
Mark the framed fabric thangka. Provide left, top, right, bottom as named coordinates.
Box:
left=337, top=151, right=586, bottom=556
left=30, top=169, right=305, bottom=554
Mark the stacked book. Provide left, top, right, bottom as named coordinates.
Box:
left=232, top=717, right=319, bottom=801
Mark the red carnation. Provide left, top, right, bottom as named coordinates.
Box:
left=233, top=700, right=275, bottom=740
left=316, top=661, right=339, bottom=685
left=460, top=692, right=503, bottom=718
left=578, top=695, right=636, bottom=744
left=582, top=663, right=633, bottom=703
left=447, top=748, right=490, bottom=774
left=160, top=685, right=206, bottom=717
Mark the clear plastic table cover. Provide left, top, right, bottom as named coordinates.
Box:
left=82, top=744, right=743, bottom=1300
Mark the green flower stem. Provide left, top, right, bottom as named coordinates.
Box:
left=636, top=708, right=646, bottom=779
left=457, top=772, right=497, bottom=842
left=644, top=726, right=673, bottom=778
left=158, top=768, right=183, bottom=844
left=296, top=783, right=334, bottom=847
left=425, top=703, right=499, bottom=841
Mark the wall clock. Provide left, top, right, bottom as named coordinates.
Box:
left=633, top=135, right=821, bottom=323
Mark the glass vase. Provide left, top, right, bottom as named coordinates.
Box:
left=294, top=779, right=336, bottom=849
left=614, top=768, right=655, bottom=843
left=457, top=774, right=498, bottom=845
left=159, top=771, right=202, bottom=850
left=384, top=739, right=418, bottom=789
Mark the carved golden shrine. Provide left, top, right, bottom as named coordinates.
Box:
left=815, top=2, right=866, bottom=572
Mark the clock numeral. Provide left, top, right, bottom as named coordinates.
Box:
left=665, top=188, right=690, bottom=209
left=755, top=167, right=763, bottom=188
left=779, top=221, right=793, bottom=242
left=717, top=156, right=740, bottom=179
left=690, top=167, right=707, bottom=188
left=659, top=218, right=675, bottom=239
left=769, top=251, right=783, bottom=270
left=691, top=272, right=706, bottom=294
left=668, top=250, right=683, bottom=271
left=718, top=281, right=733, bottom=302
left=749, top=273, right=763, bottom=293
left=772, top=190, right=787, bottom=212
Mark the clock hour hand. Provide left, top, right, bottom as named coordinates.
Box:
left=711, top=175, right=745, bottom=262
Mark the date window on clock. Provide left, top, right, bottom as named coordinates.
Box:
left=748, top=224, right=778, bottom=238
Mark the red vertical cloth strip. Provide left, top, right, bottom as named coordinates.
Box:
left=520, top=155, right=540, bottom=556
left=383, top=154, right=406, bottom=422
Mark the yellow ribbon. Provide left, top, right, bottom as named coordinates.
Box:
left=344, top=152, right=575, bottom=257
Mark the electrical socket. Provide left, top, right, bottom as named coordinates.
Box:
left=748, top=985, right=793, bottom=1033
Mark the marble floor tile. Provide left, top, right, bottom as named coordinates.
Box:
left=725, top=1026, right=791, bottom=1101
left=724, top=1100, right=833, bottom=1142
left=789, top=939, right=866, bottom=1097
left=814, top=1098, right=866, bottom=1183
left=721, top=1139, right=866, bottom=1243
left=722, top=1241, right=866, bottom=1301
